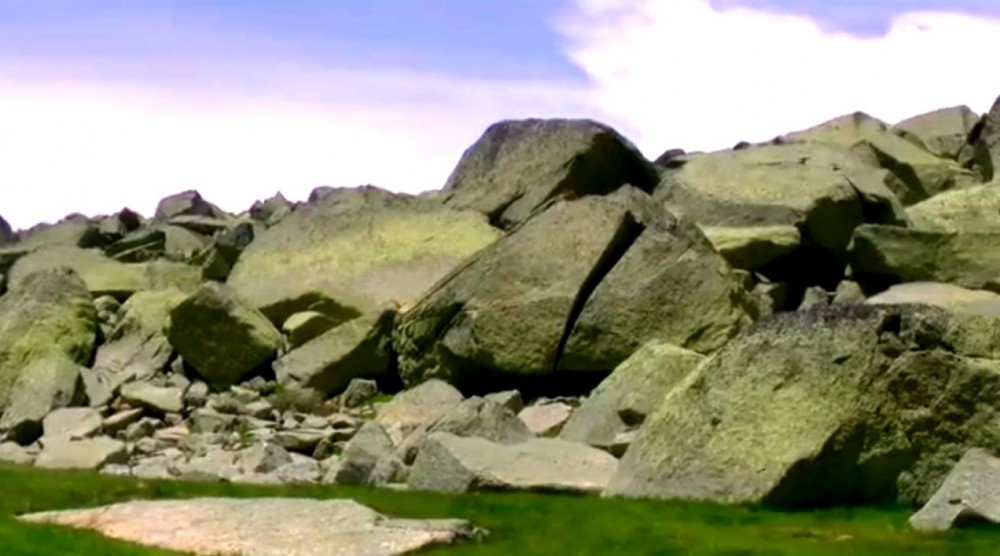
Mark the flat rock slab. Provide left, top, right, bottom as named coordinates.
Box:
left=19, top=498, right=482, bottom=556
left=409, top=432, right=618, bottom=494
left=910, top=448, right=1000, bottom=532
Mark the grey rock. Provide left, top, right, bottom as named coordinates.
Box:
left=183, top=381, right=210, bottom=409
left=42, top=407, right=103, bottom=440
left=408, top=432, right=618, bottom=494
left=35, top=436, right=127, bottom=470
left=833, top=280, right=866, bottom=305
left=119, top=383, right=184, bottom=414
left=103, top=408, right=145, bottom=436
left=0, top=441, right=35, bottom=465
left=375, top=379, right=464, bottom=444
left=518, top=402, right=574, bottom=437
left=340, top=378, right=379, bottom=409
left=911, top=448, right=1000, bottom=531
left=237, top=442, right=293, bottom=474
left=331, top=421, right=395, bottom=486
left=483, top=390, right=524, bottom=413
left=273, top=429, right=330, bottom=454
left=275, top=457, right=322, bottom=485
left=0, top=351, right=83, bottom=444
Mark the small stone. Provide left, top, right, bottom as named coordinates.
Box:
left=188, top=409, right=237, bottom=434
left=123, top=417, right=161, bottom=442
left=243, top=400, right=275, bottom=420
left=120, top=383, right=185, bottom=414
left=518, top=402, right=574, bottom=437
left=183, top=381, right=210, bottom=408
left=483, top=390, right=524, bottom=413
left=273, top=429, right=330, bottom=454
left=275, top=458, right=322, bottom=484
left=154, top=425, right=190, bottom=444
left=103, top=408, right=145, bottom=436
left=237, top=442, right=293, bottom=474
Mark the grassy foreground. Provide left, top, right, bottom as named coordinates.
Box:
left=1, top=463, right=997, bottom=555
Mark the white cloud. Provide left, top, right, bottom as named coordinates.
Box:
left=0, top=66, right=590, bottom=230
left=556, top=0, right=1000, bottom=156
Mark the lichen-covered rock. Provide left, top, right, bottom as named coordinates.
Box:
left=281, top=311, right=339, bottom=350
left=166, top=283, right=282, bottom=388
left=560, top=341, right=704, bottom=451
left=606, top=304, right=1000, bottom=507
left=395, top=186, right=753, bottom=391
left=0, top=350, right=83, bottom=444
left=700, top=225, right=801, bottom=272
left=0, top=268, right=95, bottom=414
left=273, top=309, right=394, bottom=396
left=906, top=182, right=1000, bottom=232
left=154, top=190, right=225, bottom=221
left=961, top=94, right=1000, bottom=182
left=784, top=111, right=978, bottom=203
left=228, top=186, right=500, bottom=325
left=866, top=282, right=1000, bottom=317
left=439, top=118, right=659, bottom=229
left=8, top=246, right=149, bottom=300
left=909, top=448, right=1000, bottom=532
left=894, top=105, right=980, bottom=160
left=849, top=224, right=1000, bottom=291
left=16, top=216, right=106, bottom=250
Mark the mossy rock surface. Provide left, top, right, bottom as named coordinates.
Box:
left=0, top=268, right=96, bottom=413
left=606, top=304, right=1000, bottom=507
left=440, top=118, right=659, bottom=229
left=166, top=282, right=282, bottom=388
left=906, top=181, right=1000, bottom=232
left=227, top=186, right=500, bottom=325
left=7, top=246, right=149, bottom=301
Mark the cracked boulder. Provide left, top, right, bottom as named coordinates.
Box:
left=228, top=186, right=500, bottom=325
left=606, top=304, right=1000, bottom=507
left=395, top=186, right=754, bottom=392
left=439, top=118, right=659, bottom=229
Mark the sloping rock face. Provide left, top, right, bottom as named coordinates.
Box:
left=909, top=448, right=1000, bottom=532
left=655, top=142, right=907, bottom=284
left=394, top=186, right=753, bottom=393
left=894, top=105, right=980, bottom=160
left=228, top=186, right=500, bottom=325
left=849, top=224, right=1000, bottom=291
left=606, top=304, right=1000, bottom=507
left=782, top=111, right=978, bottom=204
left=439, top=118, right=659, bottom=230
left=0, top=350, right=82, bottom=444
left=19, top=498, right=482, bottom=556
left=0, top=269, right=95, bottom=414
left=0, top=214, right=13, bottom=246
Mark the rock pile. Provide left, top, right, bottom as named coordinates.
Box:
left=3, top=99, right=1000, bottom=529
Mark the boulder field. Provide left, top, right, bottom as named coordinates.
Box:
left=4, top=97, right=1000, bottom=532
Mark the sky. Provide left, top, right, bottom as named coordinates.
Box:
left=2, top=0, right=1000, bottom=229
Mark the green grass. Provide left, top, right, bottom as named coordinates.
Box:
left=1, top=462, right=997, bottom=555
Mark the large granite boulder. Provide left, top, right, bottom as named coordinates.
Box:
left=0, top=268, right=95, bottom=414
left=439, top=119, right=659, bottom=229
left=894, top=105, right=980, bottom=160
left=166, top=283, right=282, bottom=388
left=0, top=350, right=83, bottom=444
left=849, top=224, right=1000, bottom=291
left=227, top=186, right=500, bottom=325
left=655, top=142, right=907, bottom=284
left=906, top=182, right=1000, bottom=232
left=606, top=304, right=1000, bottom=507
left=962, top=94, right=1000, bottom=182
left=783, top=111, right=978, bottom=204
left=395, top=186, right=754, bottom=392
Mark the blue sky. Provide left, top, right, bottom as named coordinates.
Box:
left=2, top=0, right=1000, bottom=228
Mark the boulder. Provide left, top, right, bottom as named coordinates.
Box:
left=273, top=309, right=394, bottom=396
left=228, top=186, right=500, bottom=325
left=605, top=304, right=1000, bottom=507
left=399, top=396, right=534, bottom=463
left=0, top=350, right=83, bottom=444
left=783, top=111, right=978, bottom=204
left=329, top=421, right=395, bottom=485
left=439, top=118, right=659, bottom=229
left=375, top=379, right=464, bottom=443
left=894, top=105, right=980, bottom=160
left=906, top=182, right=1000, bottom=232
left=849, top=224, right=1000, bottom=291
left=700, top=225, right=801, bottom=272
left=42, top=407, right=103, bottom=440
left=16, top=217, right=106, bottom=250
left=395, top=186, right=753, bottom=391
left=249, top=192, right=294, bottom=227
left=154, top=190, right=225, bottom=221
left=166, top=283, right=283, bottom=388
left=35, top=436, right=127, bottom=470
left=119, top=383, right=184, bottom=414
left=560, top=341, right=705, bottom=451
left=340, top=378, right=379, bottom=409
left=518, top=402, right=574, bottom=437
left=910, top=448, right=1000, bottom=532
left=0, top=268, right=95, bottom=414
left=962, top=94, right=1000, bottom=182
left=7, top=246, right=148, bottom=300
left=281, top=311, right=338, bottom=349
left=655, top=142, right=907, bottom=283
left=83, top=289, right=186, bottom=406
left=18, top=498, right=482, bottom=556
left=408, top=432, right=618, bottom=494
left=866, top=282, right=1000, bottom=317
left=193, top=221, right=255, bottom=281
left=0, top=441, right=34, bottom=465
